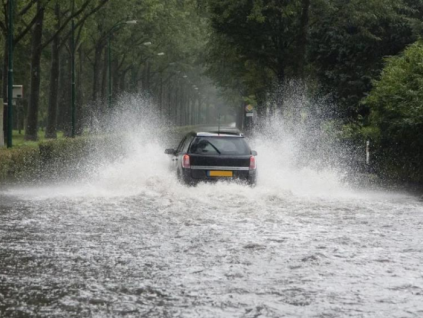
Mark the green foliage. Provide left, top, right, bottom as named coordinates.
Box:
left=308, top=0, right=416, bottom=119
left=207, top=0, right=305, bottom=79
left=0, top=135, right=121, bottom=183
left=205, top=0, right=311, bottom=115
left=364, top=40, right=423, bottom=181
left=0, top=147, right=40, bottom=182
left=205, top=0, right=423, bottom=121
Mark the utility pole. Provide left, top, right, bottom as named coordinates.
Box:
left=7, top=0, right=14, bottom=147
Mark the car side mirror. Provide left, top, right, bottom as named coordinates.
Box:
left=251, top=150, right=258, bottom=156
left=165, top=148, right=175, bottom=155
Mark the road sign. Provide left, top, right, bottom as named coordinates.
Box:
left=13, top=85, right=23, bottom=99
left=246, top=113, right=253, bottom=117
left=6, top=85, right=23, bottom=99
left=245, top=104, right=254, bottom=113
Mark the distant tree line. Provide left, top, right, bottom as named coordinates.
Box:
left=0, top=0, right=216, bottom=142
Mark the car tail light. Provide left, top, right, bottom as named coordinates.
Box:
left=249, top=155, right=256, bottom=170
left=182, top=154, right=191, bottom=168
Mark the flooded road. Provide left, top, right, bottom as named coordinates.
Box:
left=1, top=116, right=423, bottom=317
left=2, top=175, right=423, bottom=317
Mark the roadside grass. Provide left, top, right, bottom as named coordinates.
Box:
left=0, top=131, right=106, bottom=183
left=9, top=130, right=66, bottom=148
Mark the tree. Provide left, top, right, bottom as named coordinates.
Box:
left=363, top=40, right=423, bottom=181
left=308, top=0, right=415, bottom=120
left=207, top=0, right=309, bottom=84
left=26, top=0, right=46, bottom=141
left=25, top=0, right=109, bottom=140
left=44, top=0, right=109, bottom=138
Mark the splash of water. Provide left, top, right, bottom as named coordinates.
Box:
left=2, top=93, right=397, bottom=202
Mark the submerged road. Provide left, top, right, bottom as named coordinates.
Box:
left=1, top=130, right=423, bottom=317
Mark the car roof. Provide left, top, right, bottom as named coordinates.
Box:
left=189, top=126, right=244, bottom=137
left=195, top=132, right=243, bottom=137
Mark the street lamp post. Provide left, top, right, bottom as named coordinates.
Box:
left=108, top=20, right=137, bottom=109
left=7, top=0, right=14, bottom=148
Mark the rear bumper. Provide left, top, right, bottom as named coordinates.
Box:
left=181, top=168, right=257, bottom=185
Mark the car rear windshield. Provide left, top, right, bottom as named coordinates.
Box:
left=189, top=137, right=251, bottom=155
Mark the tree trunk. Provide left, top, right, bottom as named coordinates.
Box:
left=100, top=48, right=108, bottom=102
left=92, top=45, right=102, bottom=102
left=58, top=52, right=70, bottom=132
left=63, top=39, right=73, bottom=137
left=76, top=47, right=84, bottom=135
left=256, top=90, right=267, bottom=118
left=159, top=72, right=163, bottom=114
left=167, top=84, right=172, bottom=119
left=2, top=46, right=7, bottom=143
left=146, top=60, right=151, bottom=94
left=25, top=4, right=45, bottom=141
left=112, top=59, right=119, bottom=100
left=297, top=0, right=310, bottom=79
left=45, top=3, right=61, bottom=139
left=293, top=0, right=311, bottom=124
left=119, top=69, right=128, bottom=94
left=45, top=38, right=60, bottom=139
left=0, top=99, right=4, bottom=147
left=174, top=85, right=179, bottom=125
left=2, top=45, right=8, bottom=103
left=179, top=85, right=184, bottom=126
left=186, top=94, right=190, bottom=126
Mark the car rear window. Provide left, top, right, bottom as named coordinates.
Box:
left=189, top=137, right=251, bottom=155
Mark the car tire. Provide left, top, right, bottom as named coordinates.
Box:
left=177, top=170, right=183, bottom=183
left=177, top=170, right=191, bottom=186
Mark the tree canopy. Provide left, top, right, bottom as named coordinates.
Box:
left=364, top=40, right=423, bottom=181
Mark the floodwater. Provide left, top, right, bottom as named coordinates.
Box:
left=1, top=115, right=423, bottom=317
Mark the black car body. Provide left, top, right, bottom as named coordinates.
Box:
left=165, top=130, right=257, bottom=185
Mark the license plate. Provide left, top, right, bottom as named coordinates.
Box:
left=208, top=170, right=233, bottom=177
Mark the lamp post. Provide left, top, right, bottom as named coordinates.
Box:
left=7, top=0, right=14, bottom=148
left=108, top=20, right=137, bottom=109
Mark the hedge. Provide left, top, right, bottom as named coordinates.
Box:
left=0, top=136, right=122, bottom=184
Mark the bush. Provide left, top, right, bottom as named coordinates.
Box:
left=0, top=136, right=119, bottom=184
left=0, top=147, right=40, bottom=182
left=363, top=40, right=423, bottom=182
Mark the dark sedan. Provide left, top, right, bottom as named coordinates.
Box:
left=165, top=130, right=257, bottom=186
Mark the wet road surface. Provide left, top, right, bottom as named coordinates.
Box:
left=1, top=180, right=423, bottom=317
